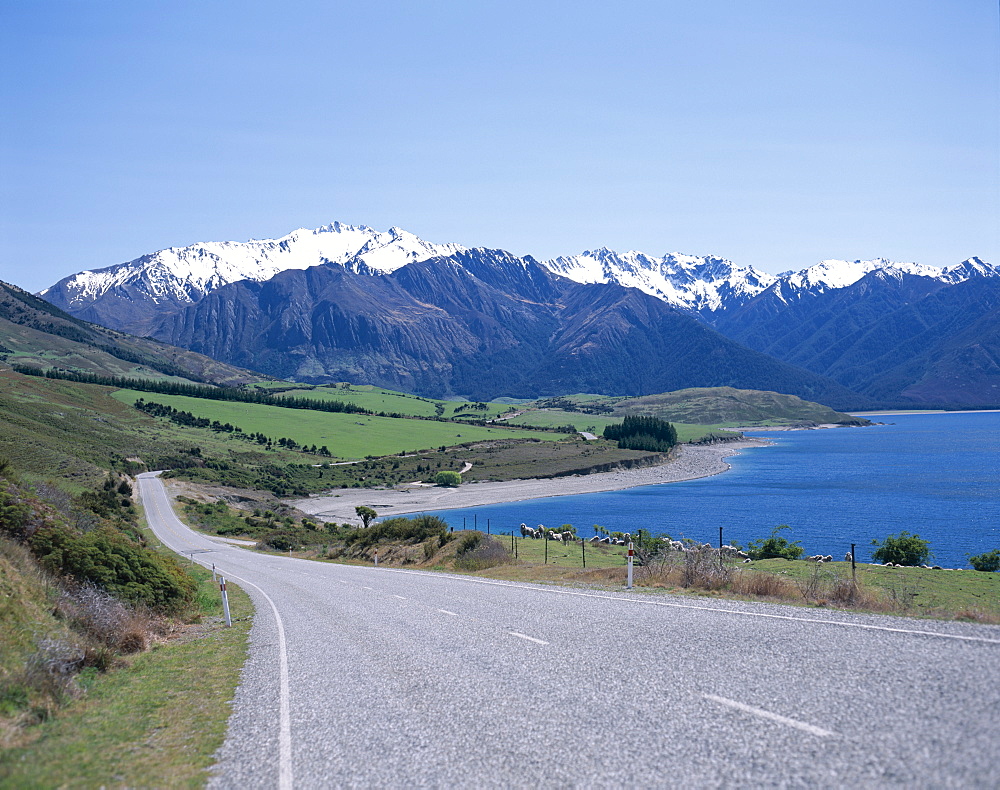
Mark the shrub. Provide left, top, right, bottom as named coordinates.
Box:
left=257, top=531, right=300, bottom=552
left=747, top=525, right=804, bottom=560
left=434, top=470, right=462, bottom=487
left=454, top=534, right=512, bottom=571
left=871, top=531, right=930, bottom=566
left=968, top=549, right=1000, bottom=572
left=30, top=525, right=196, bottom=612
left=343, top=515, right=448, bottom=548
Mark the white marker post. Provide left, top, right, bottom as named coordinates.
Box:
left=219, top=576, right=232, bottom=628
left=626, top=542, right=634, bottom=590
left=212, top=563, right=217, bottom=582
left=374, top=550, right=379, bottom=567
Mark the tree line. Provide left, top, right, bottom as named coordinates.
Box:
left=603, top=415, right=678, bottom=452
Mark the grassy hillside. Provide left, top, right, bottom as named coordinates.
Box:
left=525, top=388, right=869, bottom=427
left=0, top=280, right=263, bottom=387
left=0, top=369, right=329, bottom=492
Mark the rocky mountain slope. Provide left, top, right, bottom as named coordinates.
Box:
left=36, top=222, right=998, bottom=407
left=0, top=280, right=262, bottom=385
left=149, top=249, right=868, bottom=408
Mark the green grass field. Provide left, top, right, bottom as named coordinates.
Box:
left=264, top=383, right=518, bottom=421
left=271, top=383, right=444, bottom=417
left=110, top=389, right=560, bottom=459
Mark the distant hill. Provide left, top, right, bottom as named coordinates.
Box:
left=540, top=388, right=870, bottom=427
left=711, top=272, right=1000, bottom=407
left=0, top=280, right=264, bottom=386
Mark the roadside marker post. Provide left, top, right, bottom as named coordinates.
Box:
left=627, top=542, right=634, bottom=589
left=374, top=550, right=379, bottom=567
left=212, top=563, right=217, bottom=582
left=219, top=577, right=232, bottom=628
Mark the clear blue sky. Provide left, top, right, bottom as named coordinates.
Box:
left=2, top=0, right=997, bottom=292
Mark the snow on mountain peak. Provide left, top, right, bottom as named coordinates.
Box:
left=540, top=249, right=776, bottom=311
left=41, top=222, right=466, bottom=308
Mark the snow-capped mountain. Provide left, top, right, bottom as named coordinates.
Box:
left=542, top=252, right=998, bottom=313
left=39, top=222, right=465, bottom=331
left=39, top=220, right=996, bottom=335
left=541, top=249, right=776, bottom=312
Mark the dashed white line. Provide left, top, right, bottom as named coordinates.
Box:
left=380, top=568, right=1000, bottom=646
left=509, top=631, right=549, bottom=645
left=362, top=586, right=372, bottom=590
left=704, top=694, right=836, bottom=737
left=437, top=609, right=459, bottom=616
left=393, top=595, right=407, bottom=600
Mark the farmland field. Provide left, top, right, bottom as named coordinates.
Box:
left=110, top=389, right=559, bottom=458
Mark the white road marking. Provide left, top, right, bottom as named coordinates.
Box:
left=437, top=609, right=459, bottom=616
left=362, top=586, right=372, bottom=590
left=224, top=571, right=295, bottom=789
left=509, top=631, right=549, bottom=645
left=338, top=580, right=347, bottom=584
left=704, top=694, right=836, bottom=737
left=393, top=595, right=407, bottom=600
left=136, top=476, right=294, bottom=788
left=381, top=569, right=1000, bottom=646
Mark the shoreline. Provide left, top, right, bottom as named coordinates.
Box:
left=292, top=439, right=770, bottom=523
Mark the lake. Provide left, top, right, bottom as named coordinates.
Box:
left=426, top=411, right=1000, bottom=569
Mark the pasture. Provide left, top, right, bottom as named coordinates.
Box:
left=109, top=389, right=558, bottom=459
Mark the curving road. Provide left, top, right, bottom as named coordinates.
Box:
left=137, top=473, right=1000, bottom=788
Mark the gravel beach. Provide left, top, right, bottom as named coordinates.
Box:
left=292, top=439, right=770, bottom=523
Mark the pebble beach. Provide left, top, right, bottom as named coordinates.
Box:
left=292, top=439, right=770, bottom=523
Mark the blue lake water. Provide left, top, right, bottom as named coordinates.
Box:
left=426, top=412, right=1000, bottom=569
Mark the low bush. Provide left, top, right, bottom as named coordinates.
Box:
left=29, top=525, right=195, bottom=613
left=434, top=470, right=462, bottom=487
left=871, top=531, right=930, bottom=566
left=968, top=549, right=1000, bottom=572
left=344, top=515, right=449, bottom=548
left=747, top=525, right=804, bottom=561
left=454, top=534, right=512, bottom=571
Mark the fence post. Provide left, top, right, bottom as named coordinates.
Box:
left=851, top=543, right=857, bottom=585
left=219, top=576, right=232, bottom=628
left=719, top=526, right=724, bottom=570
left=626, top=542, right=634, bottom=589
left=582, top=536, right=586, bottom=569
left=487, top=518, right=490, bottom=535
left=545, top=536, right=548, bottom=564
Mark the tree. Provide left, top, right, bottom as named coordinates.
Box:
left=968, top=549, right=1000, bottom=572
left=434, top=470, right=462, bottom=487
left=871, top=531, right=930, bottom=566
left=355, top=505, right=377, bottom=529
left=747, top=525, right=804, bottom=561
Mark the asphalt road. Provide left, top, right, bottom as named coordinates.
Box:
left=137, top=473, right=1000, bottom=788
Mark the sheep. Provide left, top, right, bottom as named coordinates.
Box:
left=560, top=530, right=574, bottom=543
left=589, top=536, right=601, bottom=544
left=844, top=552, right=853, bottom=562
left=519, top=524, right=530, bottom=537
